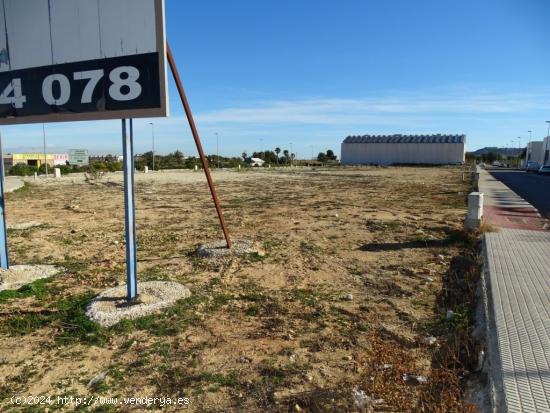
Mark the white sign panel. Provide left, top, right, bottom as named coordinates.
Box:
left=0, top=0, right=167, bottom=125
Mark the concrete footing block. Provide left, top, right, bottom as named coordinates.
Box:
left=196, top=239, right=260, bottom=259
left=0, top=265, right=60, bottom=291
left=86, top=281, right=191, bottom=327
left=465, top=192, right=484, bottom=230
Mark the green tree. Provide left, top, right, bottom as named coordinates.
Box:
left=283, top=149, right=290, bottom=164
left=274, top=147, right=281, bottom=164
left=326, top=149, right=337, bottom=160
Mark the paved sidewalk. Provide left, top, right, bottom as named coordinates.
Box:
left=479, top=169, right=550, bottom=412
left=479, top=169, right=547, bottom=231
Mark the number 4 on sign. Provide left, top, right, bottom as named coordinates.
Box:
left=0, top=78, right=26, bottom=108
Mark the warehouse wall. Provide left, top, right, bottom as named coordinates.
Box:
left=526, top=141, right=544, bottom=165
left=341, top=143, right=465, bottom=165
left=543, top=137, right=550, bottom=165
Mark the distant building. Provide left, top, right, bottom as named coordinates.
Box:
left=89, top=154, right=124, bottom=162
left=69, top=149, right=89, bottom=166
left=526, top=141, right=544, bottom=165
left=341, top=134, right=465, bottom=165
left=53, top=153, right=69, bottom=165
left=3, top=153, right=55, bottom=168
left=246, top=157, right=265, bottom=167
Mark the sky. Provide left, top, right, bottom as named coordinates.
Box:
left=2, top=0, right=550, bottom=157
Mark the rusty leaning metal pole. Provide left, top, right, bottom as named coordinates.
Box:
left=166, top=42, right=232, bottom=249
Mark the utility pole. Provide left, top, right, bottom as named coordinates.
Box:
left=528, top=130, right=532, bottom=143
left=216, top=132, right=220, bottom=169
left=149, top=122, right=155, bottom=171
left=42, top=124, right=48, bottom=177
left=290, top=142, right=293, bottom=166
left=517, top=136, right=522, bottom=168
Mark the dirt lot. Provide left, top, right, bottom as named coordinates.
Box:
left=0, top=166, right=481, bottom=412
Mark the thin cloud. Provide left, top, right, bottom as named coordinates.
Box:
left=195, top=92, right=550, bottom=125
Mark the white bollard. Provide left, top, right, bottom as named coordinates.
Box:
left=238, top=164, right=241, bottom=170
left=194, top=165, right=198, bottom=171
left=34, top=172, right=37, bottom=180
left=465, top=192, right=483, bottom=230
left=54, top=168, right=61, bottom=178
left=144, top=166, right=149, bottom=173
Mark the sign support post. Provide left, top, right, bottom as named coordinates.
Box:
left=166, top=43, right=232, bottom=249
left=122, top=119, right=138, bottom=301
left=0, top=132, right=8, bottom=269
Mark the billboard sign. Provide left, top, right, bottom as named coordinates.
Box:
left=69, top=149, right=89, bottom=166
left=0, top=0, right=167, bottom=125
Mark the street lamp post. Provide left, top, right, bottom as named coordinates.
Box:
left=517, top=137, right=522, bottom=168
left=149, top=122, right=155, bottom=171
left=528, top=130, right=532, bottom=143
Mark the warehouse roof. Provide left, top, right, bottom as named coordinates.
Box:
left=343, top=134, right=465, bottom=144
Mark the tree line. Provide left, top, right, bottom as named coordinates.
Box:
left=7, top=147, right=339, bottom=176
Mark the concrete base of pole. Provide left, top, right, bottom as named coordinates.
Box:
left=197, top=239, right=260, bottom=259
left=86, top=281, right=191, bottom=327
left=0, top=264, right=60, bottom=291
left=7, top=221, right=44, bottom=230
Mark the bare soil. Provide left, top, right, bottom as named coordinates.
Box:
left=0, top=166, right=479, bottom=412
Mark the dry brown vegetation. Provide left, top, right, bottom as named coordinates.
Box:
left=0, top=166, right=481, bottom=412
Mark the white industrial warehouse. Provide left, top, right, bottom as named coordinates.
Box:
left=341, top=134, right=466, bottom=165
left=526, top=141, right=545, bottom=165
left=525, top=137, right=550, bottom=165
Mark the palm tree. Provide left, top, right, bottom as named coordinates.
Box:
left=283, top=149, right=290, bottom=164
left=275, top=147, right=281, bottom=164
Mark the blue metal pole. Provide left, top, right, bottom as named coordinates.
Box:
left=0, top=132, right=8, bottom=269
left=122, top=119, right=137, bottom=300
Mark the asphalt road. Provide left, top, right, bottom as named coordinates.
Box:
left=488, top=169, right=550, bottom=218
